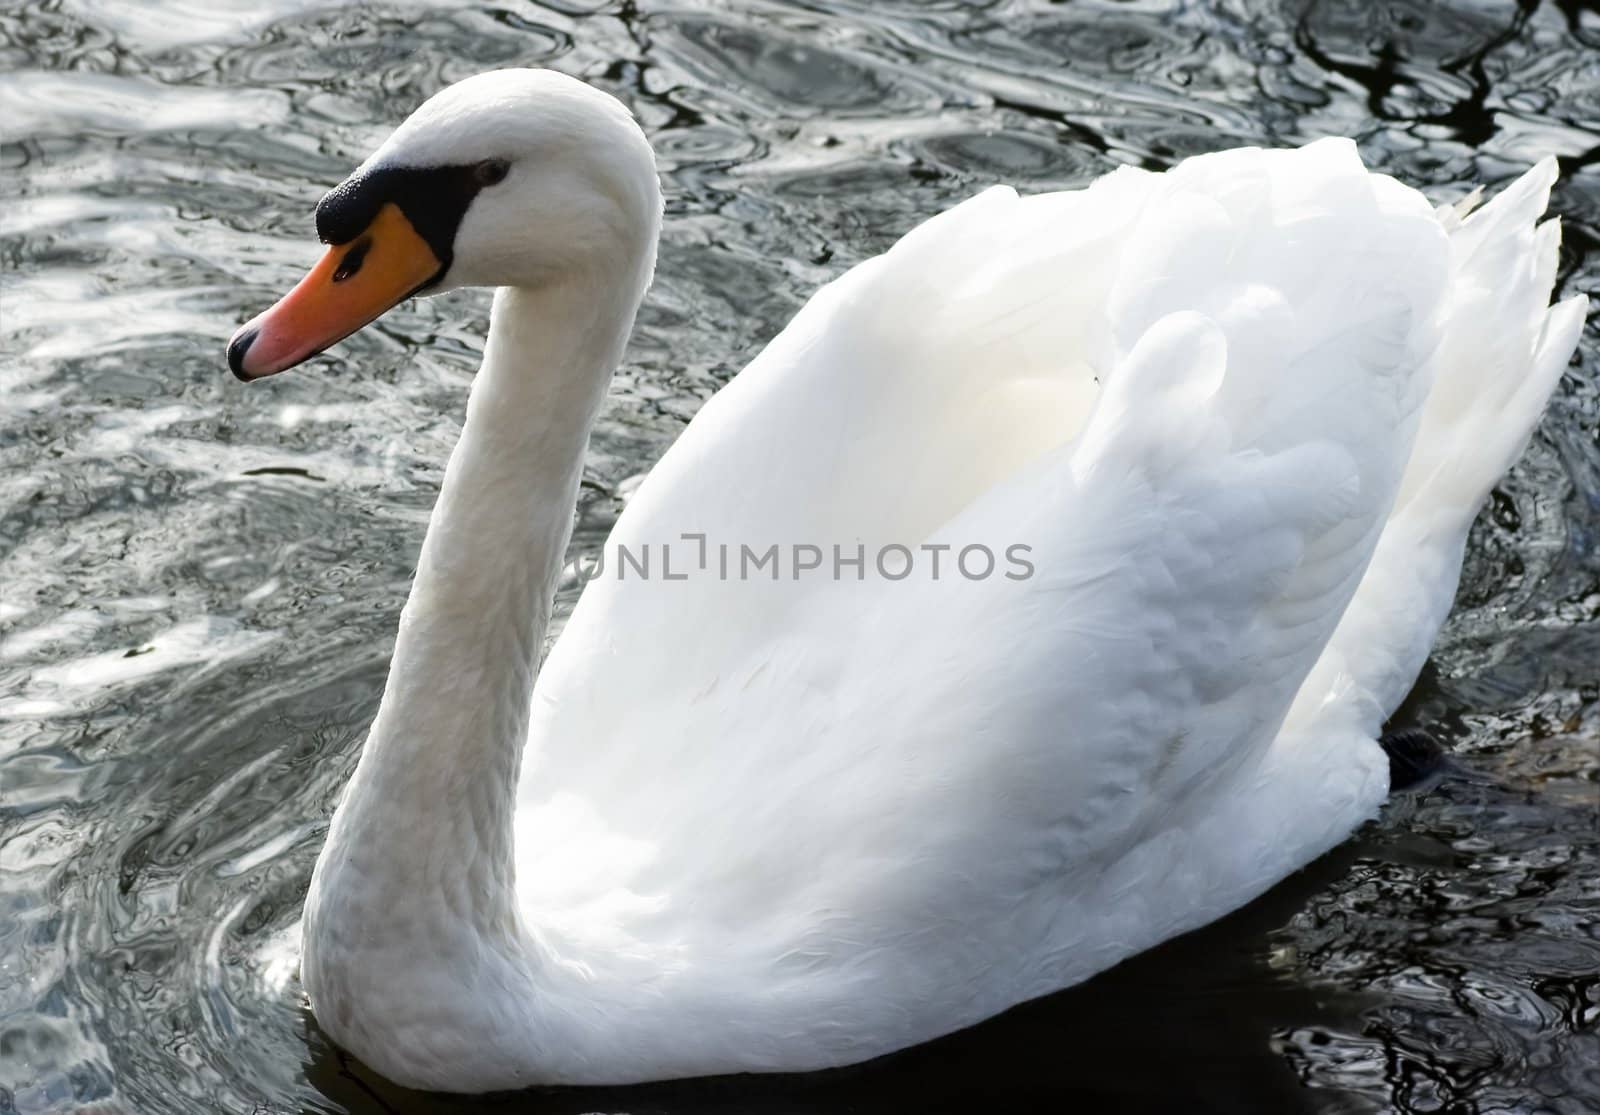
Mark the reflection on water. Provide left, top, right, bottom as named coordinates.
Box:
left=2, top=1, right=1597, bottom=1111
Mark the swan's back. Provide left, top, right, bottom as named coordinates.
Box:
left=511, top=139, right=1584, bottom=1079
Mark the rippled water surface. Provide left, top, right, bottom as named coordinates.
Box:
left=3, top=1, right=1599, bottom=1112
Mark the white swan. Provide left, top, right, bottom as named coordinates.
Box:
left=227, top=69, right=1586, bottom=1092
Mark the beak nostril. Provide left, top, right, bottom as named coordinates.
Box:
left=333, top=236, right=373, bottom=283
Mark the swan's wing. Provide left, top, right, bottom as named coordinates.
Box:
left=511, top=146, right=1581, bottom=1061
left=520, top=140, right=1441, bottom=893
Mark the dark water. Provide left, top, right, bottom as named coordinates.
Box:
left=2, top=1, right=1598, bottom=1112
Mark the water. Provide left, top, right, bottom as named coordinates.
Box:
left=2, top=0, right=1597, bottom=1111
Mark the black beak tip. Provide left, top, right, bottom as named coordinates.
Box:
left=228, top=327, right=259, bottom=382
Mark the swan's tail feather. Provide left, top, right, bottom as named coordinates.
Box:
left=1298, top=160, right=1587, bottom=732
left=1397, top=159, right=1584, bottom=525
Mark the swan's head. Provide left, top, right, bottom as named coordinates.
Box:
left=228, top=69, right=661, bottom=381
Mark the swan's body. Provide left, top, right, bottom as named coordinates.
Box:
left=228, top=70, right=1585, bottom=1091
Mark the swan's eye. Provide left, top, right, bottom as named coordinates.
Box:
left=475, top=159, right=510, bottom=187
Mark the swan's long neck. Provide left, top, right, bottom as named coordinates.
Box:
left=311, top=267, right=648, bottom=951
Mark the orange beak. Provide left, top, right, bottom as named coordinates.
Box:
left=228, top=202, right=443, bottom=381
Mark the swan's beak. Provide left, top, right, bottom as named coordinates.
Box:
left=228, top=202, right=443, bottom=381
